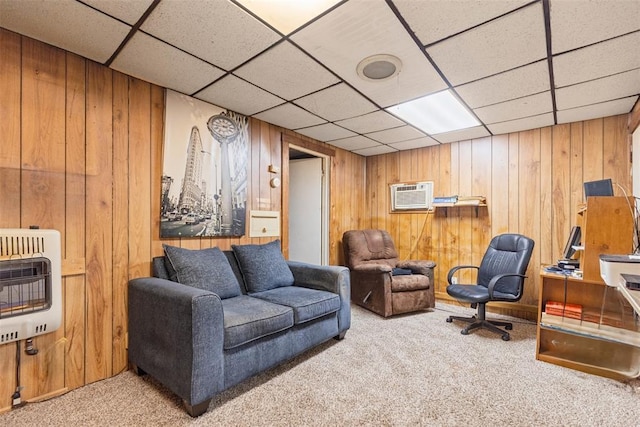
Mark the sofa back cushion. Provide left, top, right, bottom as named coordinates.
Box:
left=232, top=240, right=294, bottom=293
left=163, top=244, right=242, bottom=299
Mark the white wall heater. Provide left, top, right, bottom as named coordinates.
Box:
left=390, top=181, right=434, bottom=211
left=0, top=229, right=62, bottom=345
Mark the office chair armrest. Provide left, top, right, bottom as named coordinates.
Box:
left=447, top=265, right=478, bottom=284
left=397, top=260, right=436, bottom=276
left=352, top=264, right=393, bottom=273
left=486, top=273, right=527, bottom=298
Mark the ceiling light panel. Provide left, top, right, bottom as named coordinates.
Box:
left=141, top=0, right=281, bottom=71
left=553, top=32, right=640, bottom=87
left=111, top=32, right=226, bottom=95
left=334, top=110, right=405, bottom=134
left=253, top=103, right=326, bottom=130
left=295, top=123, right=356, bottom=142
left=237, top=0, right=341, bottom=35
left=557, top=97, right=638, bottom=125
left=427, top=2, right=546, bottom=85
left=487, top=112, right=554, bottom=135
left=82, top=0, right=154, bottom=25
left=455, top=61, right=550, bottom=109
left=549, top=0, right=640, bottom=54
left=195, top=75, right=284, bottom=116
left=394, top=0, right=530, bottom=46
left=292, top=0, right=446, bottom=107
left=473, top=92, right=552, bottom=124
left=0, top=0, right=130, bottom=63
left=234, top=41, right=340, bottom=100
left=555, top=69, right=640, bottom=110
left=294, top=83, right=378, bottom=122
left=386, top=91, right=480, bottom=135
left=433, top=126, right=491, bottom=144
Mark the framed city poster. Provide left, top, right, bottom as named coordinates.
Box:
left=161, top=89, right=248, bottom=238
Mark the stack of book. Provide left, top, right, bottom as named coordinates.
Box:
left=545, top=301, right=583, bottom=320
left=432, top=195, right=458, bottom=207
left=455, top=196, right=487, bottom=206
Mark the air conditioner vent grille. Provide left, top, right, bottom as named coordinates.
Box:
left=390, top=181, right=433, bottom=210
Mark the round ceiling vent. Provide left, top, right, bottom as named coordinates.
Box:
left=356, top=54, right=402, bottom=82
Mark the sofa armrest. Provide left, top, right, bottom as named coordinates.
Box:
left=286, top=261, right=351, bottom=334
left=128, top=277, right=225, bottom=407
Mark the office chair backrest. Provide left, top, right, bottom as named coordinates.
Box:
left=477, top=234, right=534, bottom=296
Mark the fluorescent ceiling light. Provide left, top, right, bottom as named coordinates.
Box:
left=386, top=90, right=480, bottom=135
left=238, top=0, right=340, bottom=35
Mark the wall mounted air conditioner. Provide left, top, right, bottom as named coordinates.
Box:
left=390, top=181, right=434, bottom=211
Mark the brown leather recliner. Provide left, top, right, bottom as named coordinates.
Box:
left=342, top=229, right=436, bottom=317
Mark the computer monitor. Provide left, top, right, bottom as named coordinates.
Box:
left=562, top=226, right=581, bottom=260
left=584, top=178, right=613, bottom=198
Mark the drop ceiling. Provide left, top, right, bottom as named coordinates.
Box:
left=1, top=0, right=638, bottom=156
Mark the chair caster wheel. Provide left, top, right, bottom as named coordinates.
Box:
left=502, top=334, right=510, bottom=341
left=461, top=330, right=469, bottom=335
left=505, top=325, right=513, bottom=330
left=446, top=317, right=453, bottom=323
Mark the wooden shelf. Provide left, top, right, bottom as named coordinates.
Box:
left=433, top=202, right=487, bottom=217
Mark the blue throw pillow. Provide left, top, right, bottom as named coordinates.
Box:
left=232, top=240, right=294, bottom=293
left=163, top=245, right=242, bottom=299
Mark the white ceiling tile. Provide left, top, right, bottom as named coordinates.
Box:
left=553, top=32, right=640, bottom=87
left=253, top=103, right=326, bottom=130
left=0, top=0, right=130, bottom=63
left=388, top=137, right=440, bottom=151
left=295, top=123, right=356, bottom=142
left=455, top=61, right=550, bottom=108
left=433, top=126, right=491, bottom=144
left=334, top=111, right=405, bottom=134
left=195, top=75, right=284, bottom=116
left=427, top=2, right=547, bottom=85
left=557, top=97, right=638, bottom=124
left=82, top=0, right=154, bottom=25
left=292, top=0, right=447, bottom=107
left=394, top=0, right=531, bottom=45
left=141, top=0, right=281, bottom=70
left=474, top=92, right=553, bottom=124
left=354, top=145, right=398, bottom=157
left=550, top=0, right=640, bottom=53
left=329, top=135, right=380, bottom=151
left=366, top=126, right=426, bottom=144
left=555, top=69, right=640, bottom=110
left=234, top=41, right=340, bottom=100
left=294, top=84, right=377, bottom=122
left=237, top=0, right=341, bottom=35
left=487, top=113, right=554, bottom=135
left=111, top=33, right=224, bottom=95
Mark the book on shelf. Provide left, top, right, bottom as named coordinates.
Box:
left=454, top=196, right=486, bottom=206
left=432, top=195, right=458, bottom=207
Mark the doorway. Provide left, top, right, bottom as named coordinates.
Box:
left=288, top=146, right=329, bottom=265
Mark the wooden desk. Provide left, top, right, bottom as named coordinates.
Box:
left=536, top=268, right=640, bottom=380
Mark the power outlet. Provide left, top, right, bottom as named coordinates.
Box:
left=451, top=276, right=458, bottom=284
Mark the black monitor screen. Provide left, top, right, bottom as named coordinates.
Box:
left=562, top=226, right=581, bottom=260
left=584, top=178, right=613, bottom=198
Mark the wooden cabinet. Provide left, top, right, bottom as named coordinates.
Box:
left=536, top=196, right=640, bottom=379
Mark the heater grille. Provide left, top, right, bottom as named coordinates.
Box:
left=0, top=235, right=46, bottom=258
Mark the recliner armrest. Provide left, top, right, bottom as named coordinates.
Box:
left=128, top=277, right=225, bottom=407
left=351, top=263, right=393, bottom=273
left=397, top=260, right=436, bottom=277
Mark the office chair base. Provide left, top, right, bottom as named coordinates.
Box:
left=446, top=315, right=512, bottom=341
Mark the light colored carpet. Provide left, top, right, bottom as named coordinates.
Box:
left=2, top=303, right=639, bottom=426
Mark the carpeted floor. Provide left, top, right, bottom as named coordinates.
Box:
left=2, top=303, right=639, bottom=426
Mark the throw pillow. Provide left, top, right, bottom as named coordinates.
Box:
left=232, top=240, right=294, bottom=293
left=163, top=244, right=242, bottom=299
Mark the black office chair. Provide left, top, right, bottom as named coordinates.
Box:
left=445, top=234, right=534, bottom=341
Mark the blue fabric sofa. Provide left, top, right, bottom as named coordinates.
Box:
left=127, top=241, right=351, bottom=417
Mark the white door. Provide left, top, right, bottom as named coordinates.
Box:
left=289, top=157, right=323, bottom=264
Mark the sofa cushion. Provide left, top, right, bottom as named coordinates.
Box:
left=232, top=240, right=294, bottom=293
left=221, top=295, right=294, bottom=349
left=251, top=286, right=341, bottom=324
left=163, top=245, right=242, bottom=299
